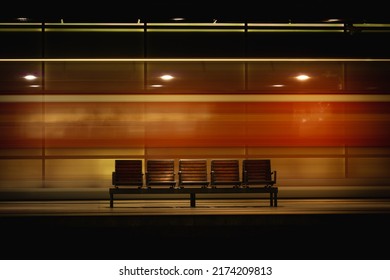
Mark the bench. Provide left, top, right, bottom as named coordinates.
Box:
left=109, top=158, right=278, bottom=208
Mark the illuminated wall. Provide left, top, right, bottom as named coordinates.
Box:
left=1, top=22, right=390, bottom=199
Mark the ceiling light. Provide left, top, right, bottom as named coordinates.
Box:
left=295, top=74, right=310, bottom=81
left=160, top=74, right=174, bottom=81
left=24, top=74, right=37, bottom=80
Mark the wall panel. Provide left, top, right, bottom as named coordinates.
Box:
left=273, top=158, right=345, bottom=179
left=44, top=159, right=123, bottom=188
left=348, top=158, right=390, bottom=178
left=247, top=147, right=345, bottom=156
left=0, top=159, right=42, bottom=188
left=45, top=148, right=145, bottom=157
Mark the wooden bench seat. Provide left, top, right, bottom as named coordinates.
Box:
left=178, top=159, right=209, bottom=188
left=242, top=159, right=277, bottom=188
left=112, top=159, right=143, bottom=188
left=210, top=159, right=241, bottom=188
left=145, top=159, right=177, bottom=189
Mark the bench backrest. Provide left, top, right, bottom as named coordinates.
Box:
left=210, top=159, right=241, bottom=187
left=242, top=159, right=276, bottom=187
left=179, top=159, right=209, bottom=187
left=146, top=159, right=176, bottom=188
left=112, top=159, right=143, bottom=187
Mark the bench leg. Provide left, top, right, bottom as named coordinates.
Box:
left=110, top=192, right=114, bottom=208
left=190, top=193, right=196, bottom=207
left=274, top=192, right=278, bottom=207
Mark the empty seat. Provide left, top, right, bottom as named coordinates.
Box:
left=112, top=159, right=144, bottom=188
left=178, top=159, right=209, bottom=188
left=210, top=159, right=241, bottom=188
left=146, top=159, right=177, bottom=188
left=242, top=159, right=277, bottom=188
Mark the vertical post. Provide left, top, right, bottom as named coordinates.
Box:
left=274, top=191, right=278, bottom=207
left=190, top=193, right=196, bottom=207
left=110, top=190, right=114, bottom=208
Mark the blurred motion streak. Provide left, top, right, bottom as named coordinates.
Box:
left=1, top=101, right=389, bottom=148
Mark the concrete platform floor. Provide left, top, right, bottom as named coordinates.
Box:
left=1, top=198, right=389, bottom=260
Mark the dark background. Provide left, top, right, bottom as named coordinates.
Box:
left=2, top=0, right=390, bottom=23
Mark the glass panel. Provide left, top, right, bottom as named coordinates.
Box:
left=247, top=32, right=348, bottom=57
left=146, top=147, right=246, bottom=157
left=44, top=23, right=144, bottom=58
left=247, top=61, right=343, bottom=92
left=146, top=23, right=245, bottom=57
left=44, top=102, right=145, bottom=148
left=44, top=61, right=145, bottom=92
left=0, top=62, right=43, bottom=93
left=146, top=61, right=245, bottom=93
left=345, top=61, right=390, bottom=91
left=273, top=158, right=346, bottom=179
left=1, top=59, right=390, bottom=94
left=0, top=23, right=42, bottom=58
left=45, top=148, right=145, bottom=156
left=0, top=102, right=43, bottom=149
left=0, top=159, right=42, bottom=180
left=45, top=159, right=115, bottom=180
left=247, top=147, right=346, bottom=156
left=348, top=158, right=390, bottom=178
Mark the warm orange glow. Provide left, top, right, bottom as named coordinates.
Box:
left=2, top=101, right=389, bottom=149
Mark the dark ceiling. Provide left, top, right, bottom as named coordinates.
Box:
left=2, top=0, right=390, bottom=23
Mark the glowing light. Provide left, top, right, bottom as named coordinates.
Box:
left=160, top=74, right=174, bottom=81
left=324, top=18, right=343, bottom=22
left=24, top=74, right=37, bottom=80
left=296, top=74, right=310, bottom=81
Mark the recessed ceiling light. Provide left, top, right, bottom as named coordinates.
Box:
left=160, top=74, right=174, bottom=81
left=295, top=74, right=310, bottom=81
left=24, top=74, right=37, bottom=80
